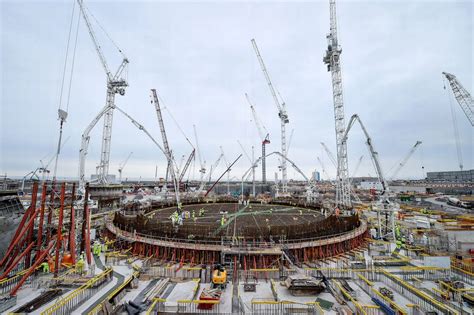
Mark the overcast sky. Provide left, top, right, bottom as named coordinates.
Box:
left=1, top=0, right=472, bottom=182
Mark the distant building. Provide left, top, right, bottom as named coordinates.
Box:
left=312, top=171, right=320, bottom=182
left=426, top=170, right=473, bottom=182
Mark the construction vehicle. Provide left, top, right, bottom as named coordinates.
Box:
left=211, top=264, right=227, bottom=289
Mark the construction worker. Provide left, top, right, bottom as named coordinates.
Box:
left=370, top=227, right=377, bottom=239
left=395, top=239, right=402, bottom=251
left=408, top=233, right=414, bottom=245
left=221, top=215, right=226, bottom=226
left=422, top=233, right=428, bottom=246
left=41, top=261, right=50, bottom=273
left=76, top=252, right=85, bottom=275
left=199, top=208, right=205, bottom=216
left=192, top=210, right=195, bottom=219
left=335, top=207, right=340, bottom=217
left=401, top=236, right=407, bottom=253
left=93, top=241, right=98, bottom=256
left=395, top=225, right=401, bottom=240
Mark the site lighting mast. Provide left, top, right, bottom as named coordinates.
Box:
left=78, top=0, right=129, bottom=185
left=246, top=93, right=270, bottom=184
left=251, top=39, right=289, bottom=193
left=323, top=0, right=351, bottom=210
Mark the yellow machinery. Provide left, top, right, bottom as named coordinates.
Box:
left=211, top=264, right=227, bottom=289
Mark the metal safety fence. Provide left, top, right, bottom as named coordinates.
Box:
left=87, top=270, right=140, bottom=315
left=143, top=265, right=202, bottom=279
left=40, top=268, right=113, bottom=315
left=378, top=269, right=460, bottom=315
left=250, top=299, right=324, bottom=315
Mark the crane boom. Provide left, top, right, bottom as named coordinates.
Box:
left=351, top=155, right=364, bottom=178
left=390, top=141, right=422, bottom=180
left=321, top=142, right=337, bottom=168
left=443, top=72, right=474, bottom=126
left=323, top=0, right=351, bottom=209
left=251, top=39, right=289, bottom=192
left=150, top=89, right=181, bottom=210
left=77, top=0, right=110, bottom=78
left=179, top=149, right=195, bottom=183
left=246, top=94, right=268, bottom=141
left=118, top=151, right=133, bottom=183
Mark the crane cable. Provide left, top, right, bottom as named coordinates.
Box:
left=158, top=94, right=195, bottom=149
left=84, top=4, right=126, bottom=59
left=58, top=0, right=77, bottom=112
left=444, top=76, right=463, bottom=170
left=65, top=4, right=81, bottom=113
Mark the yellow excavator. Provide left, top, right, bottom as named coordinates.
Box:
left=211, top=264, right=227, bottom=289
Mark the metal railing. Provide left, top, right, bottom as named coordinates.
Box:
left=40, top=268, right=113, bottom=315
left=378, top=269, right=460, bottom=315
left=87, top=270, right=139, bottom=315
left=250, top=299, right=323, bottom=315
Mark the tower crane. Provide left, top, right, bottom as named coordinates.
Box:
left=251, top=39, right=289, bottom=193
left=442, top=72, right=474, bottom=126
left=238, top=140, right=256, bottom=196
left=389, top=141, right=422, bottom=180
left=323, top=0, right=351, bottom=210
left=246, top=93, right=270, bottom=183
left=342, top=114, right=398, bottom=239
left=241, top=151, right=318, bottom=202
left=208, top=151, right=224, bottom=183
left=77, top=0, right=129, bottom=185
left=193, top=125, right=207, bottom=193
left=150, top=89, right=181, bottom=211
left=118, top=151, right=133, bottom=183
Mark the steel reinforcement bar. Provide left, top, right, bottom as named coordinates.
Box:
left=106, top=219, right=367, bottom=252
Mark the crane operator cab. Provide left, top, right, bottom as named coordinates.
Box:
left=211, top=264, right=227, bottom=289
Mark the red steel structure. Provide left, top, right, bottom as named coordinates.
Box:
left=0, top=182, right=91, bottom=296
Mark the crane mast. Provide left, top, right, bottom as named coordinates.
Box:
left=246, top=93, right=270, bottom=183
left=443, top=72, right=474, bottom=126
left=77, top=0, right=129, bottom=185
left=323, top=0, right=351, bottom=210
left=150, top=89, right=181, bottom=210
left=251, top=39, right=289, bottom=192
